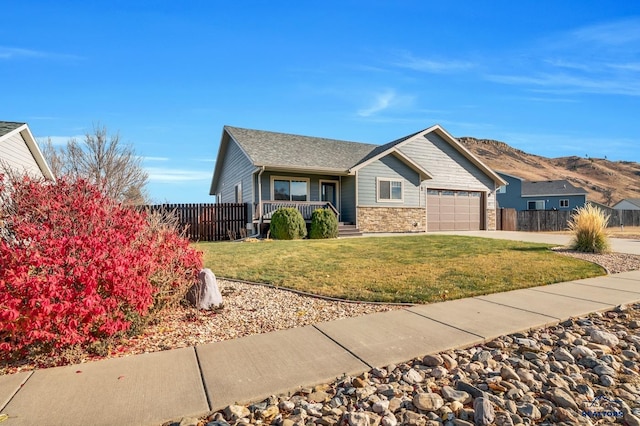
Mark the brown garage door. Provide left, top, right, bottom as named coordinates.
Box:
left=427, top=190, right=482, bottom=231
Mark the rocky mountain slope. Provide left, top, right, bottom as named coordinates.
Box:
left=458, top=137, right=640, bottom=206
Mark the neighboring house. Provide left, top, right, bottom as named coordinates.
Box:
left=496, top=172, right=587, bottom=211
left=210, top=124, right=506, bottom=234
left=612, top=199, right=640, bottom=210
left=0, top=121, right=55, bottom=180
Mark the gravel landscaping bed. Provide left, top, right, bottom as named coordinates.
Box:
left=2, top=249, right=639, bottom=378
left=175, top=303, right=640, bottom=426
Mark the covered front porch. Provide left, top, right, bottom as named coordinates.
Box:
left=254, top=201, right=339, bottom=222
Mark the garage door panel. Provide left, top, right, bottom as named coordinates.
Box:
left=428, top=190, right=483, bottom=232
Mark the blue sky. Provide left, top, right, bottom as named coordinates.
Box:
left=2, top=1, right=639, bottom=203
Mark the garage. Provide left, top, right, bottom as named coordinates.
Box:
left=427, top=189, right=483, bottom=231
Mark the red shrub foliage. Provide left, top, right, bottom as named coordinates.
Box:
left=0, top=175, right=202, bottom=358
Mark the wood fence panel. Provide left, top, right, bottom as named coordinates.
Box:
left=498, top=208, right=517, bottom=231
left=141, top=203, right=247, bottom=242
left=512, top=209, right=640, bottom=232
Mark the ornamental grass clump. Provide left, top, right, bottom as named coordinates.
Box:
left=567, top=204, right=610, bottom=253
left=310, top=208, right=338, bottom=239
left=269, top=207, right=307, bottom=240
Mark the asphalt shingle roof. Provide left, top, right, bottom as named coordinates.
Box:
left=224, top=126, right=378, bottom=171
left=521, top=179, right=588, bottom=196
left=0, top=121, right=24, bottom=138
left=620, top=198, right=640, bottom=208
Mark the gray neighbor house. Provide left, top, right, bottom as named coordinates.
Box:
left=210, top=124, right=507, bottom=235
left=496, top=171, right=588, bottom=211
left=0, top=121, right=55, bottom=180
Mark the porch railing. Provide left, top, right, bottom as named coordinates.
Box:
left=257, top=201, right=339, bottom=221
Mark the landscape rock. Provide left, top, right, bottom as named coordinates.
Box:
left=590, top=329, right=620, bottom=347
left=473, top=397, right=495, bottom=426
left=414, top=392, right=444, bottom=411
left=186, top=268, right=223, bottom=309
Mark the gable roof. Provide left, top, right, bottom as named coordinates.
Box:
left=0, top=121, right=24, bottom=137
left=521, top=179, right=588, bottom=197
left=0, top=121, right=55, bottom=180
left=225, top=126, right=376, bottom=172
left=350, top=124, right=507, bottom=186
left=614, top=198, right=640, bottom=208
left=211, top=124, right=506, bottom=194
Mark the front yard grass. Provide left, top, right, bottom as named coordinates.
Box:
left=195, top=235, right=605, bottom=304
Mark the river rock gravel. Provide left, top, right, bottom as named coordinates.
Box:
left=170, top=302, right=640, bottom=426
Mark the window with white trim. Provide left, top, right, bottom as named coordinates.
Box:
left=560, top=199, right=569, bottom=208
left=377, top=178, right=403, bottom=201
left=528, top=200, right=545, bottom=210
left=272, top=177, right=309, bottom=201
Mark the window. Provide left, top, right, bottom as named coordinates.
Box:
left=496, top=185, right=506, bottom=194
left=235, top=183, right=242, bottom=203
left=272, top=177, right=309, bottom=201
left=377, top=178, right=403, bottom=201
left=560, top=199, right=569, bottom=208
left=528, top=200, right=545, bottom=210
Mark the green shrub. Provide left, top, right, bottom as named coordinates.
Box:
left=310, top=208, right=338, bottom=239
left=269, top=207, right=307, bottom=240
left=567, top=204, right=610, bottom=253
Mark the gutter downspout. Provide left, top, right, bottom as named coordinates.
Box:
left=250, top=166, right=266, bottom=238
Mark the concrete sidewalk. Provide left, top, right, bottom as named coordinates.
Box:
left=2, top=268, right=639, bottom=426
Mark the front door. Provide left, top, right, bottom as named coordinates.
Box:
left=321, top=181, right=337, bottom=208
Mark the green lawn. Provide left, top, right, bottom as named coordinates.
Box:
left=195, top=235, right=605, bottom=303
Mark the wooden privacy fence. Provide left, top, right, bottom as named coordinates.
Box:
left=143, top=203, right=248, bottom=241
left=497, top=208, right=640, bottom=232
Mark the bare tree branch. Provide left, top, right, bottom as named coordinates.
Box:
left=41, top=124, right=149, bottom=204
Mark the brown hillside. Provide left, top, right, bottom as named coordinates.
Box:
left=458, top=137, right=640, bottom=206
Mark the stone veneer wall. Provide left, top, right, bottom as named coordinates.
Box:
left=486, top=208, right=497, bottom=231
left=357, top=207, right=425, bottom=233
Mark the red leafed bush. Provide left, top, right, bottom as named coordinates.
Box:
left=0, top=174, right=202, bottom=359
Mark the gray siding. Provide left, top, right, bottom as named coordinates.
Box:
left=340, top=175, right=356, bottom=223
left=357, top=155, right=421, bottom=207
left=0, top=132, right=44, bottom=178
left=259, top=171, right=340, bottom=202
left=399, top=133, right=495, bottom=191
left=216, top=137, right=255, bottom=221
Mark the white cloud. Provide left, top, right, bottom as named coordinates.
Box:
left=358, top=90, right=397, bottom=117
left=357, top=90, right=415, bottom=117
left=146, top=167, right=211, bottom=183
left=0, top=46, right=80, bottom=60
left=142, top=156, right=170, bottom=162
left=394, top=53, right=475, bottom=73
left=485, top=18, right=640, bottom=97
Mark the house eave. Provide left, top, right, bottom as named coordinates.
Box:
left=521, top=193, right=587, bottom=197
left=257, top=164, right=351, bottom=175
left=0, top=123, right=56, bottom=181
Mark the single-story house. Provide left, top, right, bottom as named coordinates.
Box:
left=0, top=121, right=55, bottom=180
left=496, top=171, right=587, bottom=211
left=210, top=124, right=507, bottom=234
left=612, top=199, right=640, bottom=210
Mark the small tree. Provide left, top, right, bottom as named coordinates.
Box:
left=269, top=207, right=307, bottom=240
left=567, top=204, right=610, bottom=253
left=310, top=208, right=338, bottom=239
left=41, top=124, right=148, bottom=204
